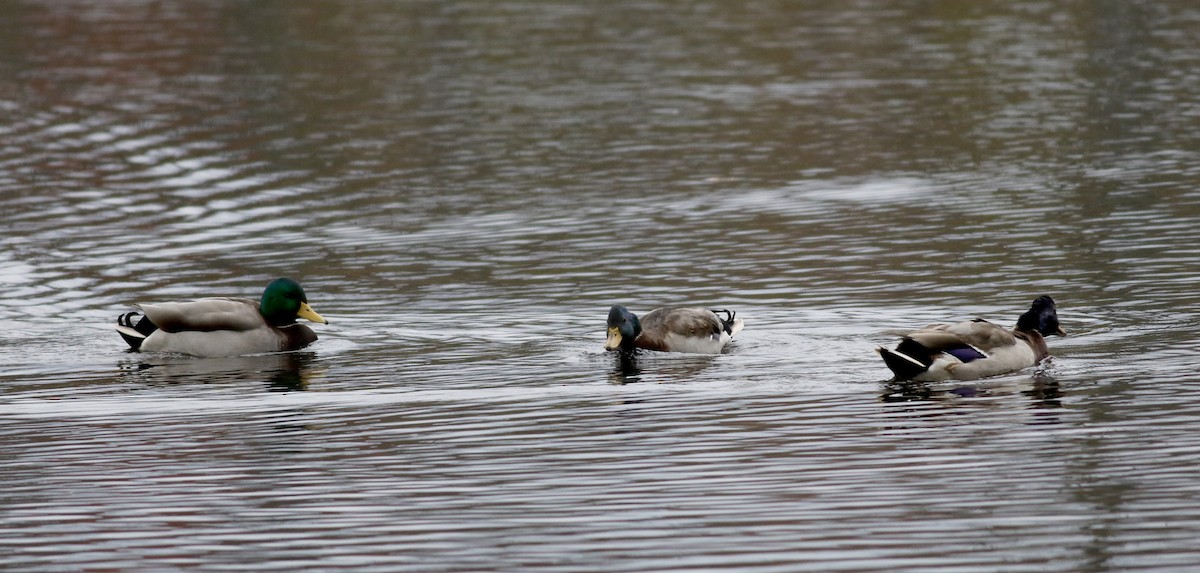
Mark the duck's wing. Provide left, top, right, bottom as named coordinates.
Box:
left=635, top=308, right=735, bottom=353
left=904, top=325, right=973, bottom=351
left=642, top=308, right=724, bottom=338
left=937, top=319, right=1019, bottom=352
left=138, top=297, right=265, bottom=332
left=906, top=319, right=1037, bottom=380
left=889, top=320, right=1012, bottom=370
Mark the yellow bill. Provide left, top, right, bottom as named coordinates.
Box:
left=297, top=302, right=328, bottom=324
left=604, top=327, right=622, bottom=351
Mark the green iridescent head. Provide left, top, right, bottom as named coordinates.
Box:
left=259, top=278, right=327, bottom=326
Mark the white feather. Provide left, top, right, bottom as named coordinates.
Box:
left=661, top=331, right=731, bottom=354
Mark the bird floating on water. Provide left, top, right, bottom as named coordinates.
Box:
left=605, top=305, right=743, bottom=354
left=876, top=296, right=1065, bottom=382
left=115, top=278, right=328, bottom=358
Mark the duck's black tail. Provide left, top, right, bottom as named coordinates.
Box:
left=710, top=309, right=738, bottom=335
left=877, top=343, right=931, bottom=381
left=115, top=312, right=157, bottom=350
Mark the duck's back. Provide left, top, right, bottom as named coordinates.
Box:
left=638, top=308, right=732, bottom=354
left=138, top=297, right=264, bottom=332
left=908, top=319, right=1017, bottom=353
left=911, top=319, right=1038, bottom=381
left=135, top=297, right=317, bottom=357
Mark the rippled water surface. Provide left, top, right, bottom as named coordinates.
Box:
left=4, top=1, right=1200, bottom=571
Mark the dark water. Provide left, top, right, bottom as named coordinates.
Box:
left=3, top=1, right=1200, bottom=571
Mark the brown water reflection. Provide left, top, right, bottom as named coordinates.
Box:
left=3, top=1, right=1200, bottom=571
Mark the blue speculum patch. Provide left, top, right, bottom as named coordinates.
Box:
left=946, top=346, right=986, bottom=363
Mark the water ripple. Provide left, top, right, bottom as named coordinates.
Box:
left=3, top=1, right=1200, bottom=571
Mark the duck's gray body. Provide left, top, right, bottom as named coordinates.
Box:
left=878, top=319, right=1047, bottom=381
left=877, top=296, right=1065, bottom=382
left=115, top=279, right=326, bottom=358
left=126, top=299, right=317, bottom=357
left=605, top=306, right=744, bottom=354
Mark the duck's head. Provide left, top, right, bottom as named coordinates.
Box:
left=260, top=278, right=328, bottom=326
left=1016, top=295, right=1065, bottom=337
left=604, top=305, right=641, bottom=352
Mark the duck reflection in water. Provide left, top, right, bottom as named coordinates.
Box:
left=118, top=351, right=323, bottom=392
left=266, top=352, right=320, bottom=392
left=609, top=351, right=643, bottom=385
left=607, top=348, right=729, bottom=385
left=880, top=371, right=1063, bottom=410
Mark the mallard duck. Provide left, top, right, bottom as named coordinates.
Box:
left=877, top=296, right=1066, bottom=381
left=115, top=278, right=328, bottom=358
left=604, top=305, right=744, bottom=354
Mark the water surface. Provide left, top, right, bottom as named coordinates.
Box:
left=3, top=1, right=1200, bottom=571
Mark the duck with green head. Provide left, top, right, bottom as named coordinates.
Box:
left=605, top=305, right=744, bottom=354
left=115, top=278, right=328, bottom=357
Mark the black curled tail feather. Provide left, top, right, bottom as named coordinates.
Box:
left=709, top=308, right=737, bottom=335
left=119, top=312, right=158, bottom=336
left=116, top=312, right=158, bottom=350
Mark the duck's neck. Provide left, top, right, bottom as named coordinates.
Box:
left=258, top=300, right=297, bottom=326
left=1013, top=328, right=1050, bottom=362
